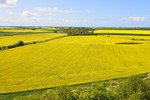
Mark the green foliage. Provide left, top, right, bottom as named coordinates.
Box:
left=145, top=90, right=150, bottom=99
left=0, top=41, right=24, bottom=50
left=42, top=90, right=57, bottom=100
left=88, top=82, right=115, bottom=100
left=55, top=76, right=149, bottom=100
left=17, top=41, right=24, bottom=46
left=64, top=27, right=95, bottom=36
left=128, top=90, right=145, bottom=100
left=115, top=76, right=149, bottom=100
left=55, top=82, right=116, bottom=100
left=126, top=76, right=146, bottom=92
left=56, top=87, right=75, bottom=100
left=13, top=94, right=42, bottom=100
left=32, top=41, right=37, bottom=44
left=32, top=28, right=36, bottom=30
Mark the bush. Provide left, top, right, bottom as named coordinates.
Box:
left=89, top=82, right=115, bottom=100
left=32, top=28, right=36, bottom=30
left=7, top=45, right=16, bottom=48
left=56, top=87, right=75, bottom=100
left=128, top=90, right=145, bottom=100
left=115, top=76, right=149, bottom=99
left=33, top=41, right=36, bottom=44
left=42, top=90, right=57, bottom=100
left=17, top=41, right=24, bottom=46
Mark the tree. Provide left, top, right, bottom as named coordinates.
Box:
left=115, top=76, right=148, bottom=99
left=17, top=41, right=24, bottom=46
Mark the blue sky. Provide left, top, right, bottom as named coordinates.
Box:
left=0, top=0, right=150, bottom=27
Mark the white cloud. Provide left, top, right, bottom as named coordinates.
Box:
left=21, top=11, right=37, bottom=17
left=48, top=13, right=55, bottom=16
left=85, top=9, right=93, bottom=13
left=122, top=16, right=146, bottom=22
left=63, top=9, right=74, bottom=13
left=35, top=8, right=75, bottom=14
left=7, top=10, right=14, bottom=15
left=0, top=16, right=9, bottom=22
left=0, top=0, right=18, bottom=7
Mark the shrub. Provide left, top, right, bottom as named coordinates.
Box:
left=32, top=28, right=36, bottom=30
left=42, top=90, right=57, bottom=100
left=33, top=41, right=36, bottom=44
left=115, top=76, right=148, bottom=99
left=128, top=90, right=145, bottom=100
left=7, top=45, right=16, bottom=48
left=56, top=87, right=75, bottom=100
left=17, top=41, right=24, bottom=46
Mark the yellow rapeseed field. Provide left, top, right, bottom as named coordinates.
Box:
left=0, top=33, right=150, bottom=93
left=0, top=33, right=66, bottom=46
left=0, top=29, right=50, bottom=33
left=95, top=30, right=150, bottom=34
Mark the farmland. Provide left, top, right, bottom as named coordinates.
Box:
left=0, top=29, right=150, bottom=94
left=0, top=27, right=66, bottom=47
left=0, top=27, right=57, bottom=36
left=95, top=30, right=150, bottom=35
left=0, top=33, right=66, bottom=47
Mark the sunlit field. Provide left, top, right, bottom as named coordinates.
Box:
left=95, top=30, right=150, bottom=35
left=0, top=30, right=50, bottom=33
left=0, top=33, right=66, bottom=47
left=0, top=32, right=150, bottom=93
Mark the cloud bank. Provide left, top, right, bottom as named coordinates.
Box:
left=21, top=11, right=37, bottom=17
left=122, top=16, right=146, bottom=22
left=35, top=8, right=75, bottom=15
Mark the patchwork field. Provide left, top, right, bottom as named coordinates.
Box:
left=0, top=32, right=150, bottom=93
left=0, top=27, right=59, bottom=36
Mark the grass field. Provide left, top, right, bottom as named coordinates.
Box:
left=0, top=31, right=150, bottom=93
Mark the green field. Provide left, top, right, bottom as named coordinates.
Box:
left=0, top=30, right=150, bottom=93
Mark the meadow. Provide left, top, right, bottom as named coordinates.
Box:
left=0, top=29, right=150, bottom=94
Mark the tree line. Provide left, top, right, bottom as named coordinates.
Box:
left=64, top=27, right=96, bottom=36
left=0, top=40, right=38, bottom=50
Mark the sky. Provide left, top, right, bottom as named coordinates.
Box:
left=0, top=0, right=150, bottom=27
